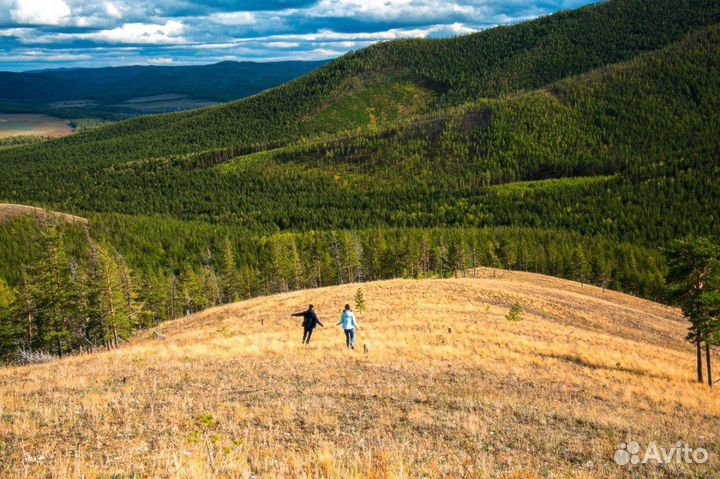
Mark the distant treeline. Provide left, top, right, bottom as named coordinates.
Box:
left=0, top=217, right=665, bottom=360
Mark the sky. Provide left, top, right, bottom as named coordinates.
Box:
left=0, top=0, right=597, bottom=71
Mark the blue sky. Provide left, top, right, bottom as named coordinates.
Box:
left=0, top=0, right=596, bottom=71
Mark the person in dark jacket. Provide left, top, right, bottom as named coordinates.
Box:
left=292, top=304, right=324, bottom=344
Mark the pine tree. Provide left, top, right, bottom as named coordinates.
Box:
left=180, top=266, right=211, bottom=315
left=220, top=237, right=242, bottom=303
left=572, top=246, right=591, bottom=287
left=666, top=237, right=720, bottom=385
left=86, top=241, right=133, bottom=348
left=15, top=268, right=35, bottom=350
left=0, top=277, right=16, bottom=359
left=342, top=232, right=362, bottom=283
left=27, top=226, right=81, bottom=357
left=354, top=288, right=366, bottom=317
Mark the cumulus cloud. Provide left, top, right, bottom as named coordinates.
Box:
left=10, top=0, right=71, bottom=25
left=104, top=2, right=122, bottom=19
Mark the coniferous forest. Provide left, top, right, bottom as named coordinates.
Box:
left=1, top=0, right=719, bottom=359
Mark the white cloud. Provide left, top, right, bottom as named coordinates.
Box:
left=104, top=2, right=122, bottom=19
left=10, top=0, right=71, bottom=25
left=235, top=24, right=477, bottom=43
left=0, top=27, right=32, bottom=37
left=309, top=0, right=476, bottom=23
left=265, top=41, right=300, bottom=49
left=25, top=20, right=187, bottom=44
left=3, top=51, right=91, bottom=61
left=91, top=21, right=184, bottom=44
left=208, top=11, right=256, bottom=26
left=146, top=57, right=173, bottom=64
left=427, top=22, right=477, bottom=37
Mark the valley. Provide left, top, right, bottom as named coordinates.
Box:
left=0, top=113, right=74, bottom=139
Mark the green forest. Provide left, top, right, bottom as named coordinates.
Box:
left=0, top=0, right=719, bottom=359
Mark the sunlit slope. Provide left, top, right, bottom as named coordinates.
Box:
left=0, top=203, right=86, bottom=224
left=1, top=270, right=717, bottom=478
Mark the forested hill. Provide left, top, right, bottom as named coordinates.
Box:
left=1, top=0, right=718, bottom=166
left=1, top=20, right=718, bottom=244
left=0, top=61, right=328, bottom=104
left=0, top=60, right=327, bottom=119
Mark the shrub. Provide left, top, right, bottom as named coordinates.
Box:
left=506, top=302, right=523, bottom=321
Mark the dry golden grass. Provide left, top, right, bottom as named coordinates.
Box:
left=0, top=203, right=87, bottom=225
left=1, top=268, right=719, bottom=478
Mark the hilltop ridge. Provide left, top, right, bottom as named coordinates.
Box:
left=1, top=271, right=715, bottom=477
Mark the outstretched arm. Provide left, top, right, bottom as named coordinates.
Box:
left=291, top=311, right=305, bottom=317
left=311, top=311, right=323, bottom=327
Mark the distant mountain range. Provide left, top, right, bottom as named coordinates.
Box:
left=0, top=60, right=328, bottom=118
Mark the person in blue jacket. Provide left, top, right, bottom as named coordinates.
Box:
left=337, top=304, right=359, bottom=349
left=292, top=304, right=324, bottom=344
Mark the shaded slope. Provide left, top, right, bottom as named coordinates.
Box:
left=1, top=271, right=716, bottom=477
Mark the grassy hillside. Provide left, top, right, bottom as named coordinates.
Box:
left=1, top=272, right=716, bottom=477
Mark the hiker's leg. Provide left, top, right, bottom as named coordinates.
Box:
left=305, top=328, right=313, bottom=343
left=303, top=328, right=310, bottom=344
left=344, top=329, right=351, bottom=348
left=349, top=329, right=355, bottom=349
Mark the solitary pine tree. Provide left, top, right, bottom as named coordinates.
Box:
left=666, top=237, right=720, bottom=386
left=354, top=288, right=366, bottom=317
